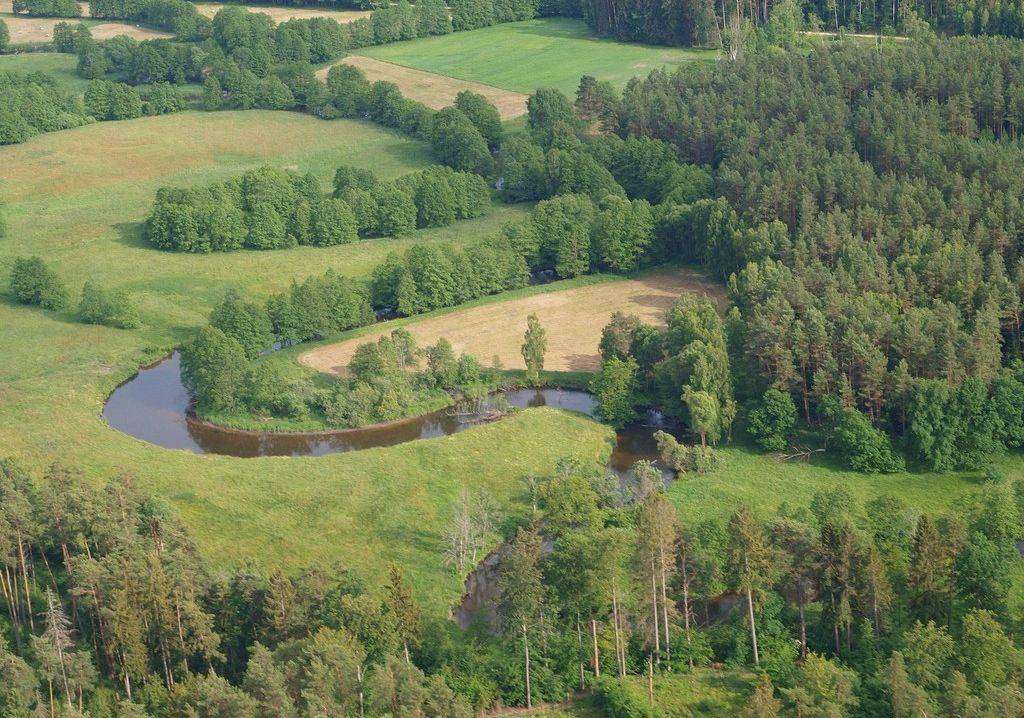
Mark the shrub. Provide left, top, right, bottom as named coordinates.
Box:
left=9, top=256, right=68, bottom=310
left=52, top=21, right=75, bottom=51
left=593, top=677, right=660, bottom=718
left=822, top=397, right=904, bottom=473
left=77, top=282, right=141, bottom=328
left=747, top=387, right=797, bottom=452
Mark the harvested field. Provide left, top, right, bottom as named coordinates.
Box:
left=194, top=2, right=371, bottom=23
left=0, top=0, right=172, bottom=43
left=317, top=55, right=529, bottom=119
left=300, top=268, right=726, bottom=375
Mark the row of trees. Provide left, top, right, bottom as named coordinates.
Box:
left=144, top=162, right=491, bottom=253
left=11, top=0, right=81, bottom=17
left=89, top=0, right=211, bottom=39
left=8, top=256, right=141, bottom=328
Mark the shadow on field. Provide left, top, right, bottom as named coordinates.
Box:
left=113, top=221, right=149, bottom=249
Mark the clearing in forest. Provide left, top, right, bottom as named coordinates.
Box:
left=317, top=55, right=530, bottom=119
left=193, top=3, right=372, bottom=24
left=300, top=267, right=727, bottom=375
left=0, top=0, right=172, bottom=43
left=361, top=17, right=717, bottom=96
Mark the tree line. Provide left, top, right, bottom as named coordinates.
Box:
left=3, top=448, right=1024, bottom=716
left=144, top=163, right=490, bottom=253
left=8, top=256, right=141, bottom=328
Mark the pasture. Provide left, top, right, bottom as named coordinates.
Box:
left=0, top=0, right=171, bottom=43
left=319, top=55, right=530, bottom=119
left=361, top=17, right=717, bottom=96
left=300, top=267, right=724, bottom=374
left=0, top=51, right=91, bottom=93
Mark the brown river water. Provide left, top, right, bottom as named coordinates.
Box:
left=102, top=352, right=665, bottom=473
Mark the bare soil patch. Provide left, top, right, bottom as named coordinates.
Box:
left=300, top=268, right=726, bottom=375
left=193, top=3, right=371, bottom=23
left=0, top=1, right=172, bottom=43
left=318, top=55, right=529, bottom=120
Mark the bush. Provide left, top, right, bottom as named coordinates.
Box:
left=823, top=397, right=904, bottom=473
left=9, top=256, right=68, bottom=310
left=747, top=387, right=797, bottom=452
left=593, top=677, right=660, bottom=718
left=77, top=282, right=141, bottom=328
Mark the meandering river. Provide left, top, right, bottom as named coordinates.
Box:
left=102, top=352, right=665, bottom=473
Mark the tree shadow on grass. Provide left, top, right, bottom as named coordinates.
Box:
left=113, top=221, right=150, bottom=249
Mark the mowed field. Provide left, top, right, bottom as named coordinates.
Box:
left=301, top=267, right=725, bottom=374
left=193, top=2, right=371, bottom=23
left=0, top=0, right=171, bottom=43
left=361, top=17, right=718, bottom=96
left=319, top=55, right=530, bottom=119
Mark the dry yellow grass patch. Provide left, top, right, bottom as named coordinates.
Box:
left=318, top=55, right=530, bottom=120
left=0, top=0, right=172, bottom=42
left=193, top=2, right=371, bottom=23
left=300, top=268, right=726, bottom=375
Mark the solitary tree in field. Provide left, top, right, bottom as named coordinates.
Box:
left=521, top=314, right=547, bottom=383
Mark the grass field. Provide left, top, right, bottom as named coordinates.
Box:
left=319, top=55, right=530, bottom=119
left=193, top=2, right=371, bottom=23
left=361, top=17, right=718, bottom=96
left=0, top=51, right=92, bottom=94
left=0, top=0, right=171, bottom=44
left=301, top=267, right=724, bottom=375
left=0, top=109, right=606, bottom=612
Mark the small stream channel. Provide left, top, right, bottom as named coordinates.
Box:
left=102, top=352, right=667, bottom=472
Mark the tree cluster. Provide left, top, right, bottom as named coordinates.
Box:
left=11, top=0, right=81, bottom=17
left=0, top=70, right=92, bottom=145
left=89, top=0, right=211, bottom=39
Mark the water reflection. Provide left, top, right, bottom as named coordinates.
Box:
left=103, top=354, right=666, bottom=472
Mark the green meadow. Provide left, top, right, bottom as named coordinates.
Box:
left=361, top=17, right=717, bottom=96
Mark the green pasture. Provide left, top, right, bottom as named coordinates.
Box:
left=362, top=17, right=717, bottom=96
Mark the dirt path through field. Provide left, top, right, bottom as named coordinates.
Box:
left=300, top=268, right=725, bottom=375
left=317, top=55, right=529, bottom=119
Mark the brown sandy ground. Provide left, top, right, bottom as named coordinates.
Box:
left=193, top=2, right=371, bottom=23
left=317, top=55, right=530, bottom=119
left=1, top=0, right=173, bottom=42
left=300, top=267, right=725, bottom=375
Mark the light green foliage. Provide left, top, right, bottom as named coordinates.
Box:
left=9, top=255, right=68, bottom=310
left=590, top=356, right=639, bottom=428
left=179, top=325, right=250, bottom=412
left=77, top=281, right=141, bottom=329
left=521, top=312, right=547, bottom=382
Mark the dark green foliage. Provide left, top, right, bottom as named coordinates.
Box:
left=590, top=356, right=639, bottom=428
left=144, top=166, right=339, bottom=252
left=589, top=194, right=653, bottom=272
left=370, top=183, right=417, bottom=237
left=416, top=0, right=453, bottom=35
left=84, top=80, right=143, bottom=120
left=51, top=21, right=75, bottom=51
left=0, top=71, right=91, bottom=144
left=371, top=0, right=418, bottom=43
left=396, top=166, right=491, bottom=228
left=142, top=83, right=185, bottom=115
left=332, top=163, right=377, bottom=197
left=747, top=388, right=796, bottom=453
left=180, top=325, right=251, bottom=412
left=210, top=290, right=274, bottom=360
left=12, top=0, right=81, bottom=17
left=822, top=397, right=904, bottom=473
left=0, top=18, right=9, bottom=53
left=454, top=91, right=503, bottom=149
left=499, top=133, right=549, bottom=202
left=431, top=106, right=494, bottom=176
left=450, top=0, right=496, bottom=30
left=526, top=87, right=578, bottom=146
left=77, top=282, right=141, bottom=329
left=8, top=256, right=68, bottom=310
left=266, top=270, right=374, bottom=345
left=529, top=193, right=596, bottom=277
left=90, top=0, right=211, bottom=39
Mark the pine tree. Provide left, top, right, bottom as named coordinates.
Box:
left=382, top=564, right=422, bottom=665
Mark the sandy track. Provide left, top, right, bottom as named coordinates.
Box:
left=1, top=0, right=172, bottom=42
left=317, top=55, right=529, bottom=119
left=193, top=3, right=371, bottom=23
left=300, top=268, right=726, bottom=375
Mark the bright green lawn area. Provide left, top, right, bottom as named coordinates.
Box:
left=0, top=52, right=92, bottom=94
left=361, top=17, right=717, bottom=96
left=0, top=109, right=597, bottom=613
